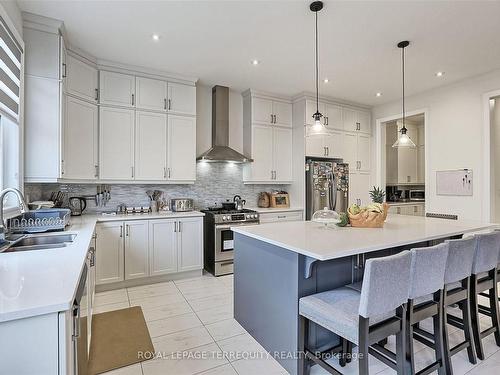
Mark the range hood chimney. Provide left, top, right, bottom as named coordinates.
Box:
left=197, top=85, right=253, bottom=163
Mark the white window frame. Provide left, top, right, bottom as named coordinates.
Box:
left=0, top=4, right=24, bottom=219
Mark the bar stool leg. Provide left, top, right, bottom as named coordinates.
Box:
left=433, top=290, right=446, bottom=375
left=488, top=270, right=500, bottom=346
left=339, top=338, right=347, bottom=367
left=396, top=305, right=407, bottom=375
left=298, top=315, right=309, bottom=375
left=405, top=301, right=416, bottom=375
left=358, top=316, right=370, bottom=375
left=442, top=289, right=453, bottom=375
left=461, top=278, right=477, bottom=364
left=470, top=275, right=485, bottom=360
left=346, top=341, right=352, bottom=363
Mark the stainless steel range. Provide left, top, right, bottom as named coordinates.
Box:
left=201, top=208, right=259, bottom=276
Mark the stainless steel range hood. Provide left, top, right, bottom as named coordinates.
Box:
left=197, top=85, right=253, bottom=163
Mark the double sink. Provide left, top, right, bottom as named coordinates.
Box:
left=1, top=233, right=77, bottom=253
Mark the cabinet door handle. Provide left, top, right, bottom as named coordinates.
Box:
left=131, top=93, right=135, bottom=106
left=119, top=225, right=123, bottom=237
left=174, top=221, right=177, bottom=232
left=163, top=167, right=167, bottom=179
left=95, top=165, right=99, bottom=178
left=61, top=160, right=65, bottom=175
left=270, top=114, right=274, bottom=124
left=131, top=166, right=135, bottom=178
left=179, top=221, right=182, bottom=232
left=168, top=98, right=172, bottom=110
left=95, top=88, right=99, bottom=101
left=62, top=63, right=67, bottom=78
left=167, top=167, right=171, bottom=179
left=326, top=147, right=329, bottom=156
left=164, top=98, right=167, bottom=110
left=126, top=224, right=129, bottom=237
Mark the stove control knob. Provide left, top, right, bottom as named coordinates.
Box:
left=252, top=214, right=257, bottom=219
left=222, top=216, right=227, bottom=221
left=246, top=214, right=251, bottom=219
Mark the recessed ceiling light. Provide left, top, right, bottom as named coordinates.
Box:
left=251, top=59, right=260, bottom=66
left=323, top=78, right=329, bottom=83
left=435, top=71, right=444, bottom=77
left=152, top=34, right=160, bottom=41
left=376, top=92, right=382, bottom=97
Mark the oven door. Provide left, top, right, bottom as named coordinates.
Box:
left=214, top=222, right=256, bottom=262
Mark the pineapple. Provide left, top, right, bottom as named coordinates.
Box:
left=369, top=186, right=386, bottom=204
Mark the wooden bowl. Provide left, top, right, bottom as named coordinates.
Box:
left=348, top=203, right=389, bottom=228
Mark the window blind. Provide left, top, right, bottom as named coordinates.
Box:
left=0, top=15, right=22, bottom=119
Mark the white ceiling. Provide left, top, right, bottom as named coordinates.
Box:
left=17, top=0, right=500, bottom=106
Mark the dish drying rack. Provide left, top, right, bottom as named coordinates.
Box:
left=7, top=209, right=71, bottom=233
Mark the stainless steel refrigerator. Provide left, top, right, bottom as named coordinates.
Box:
left=305, top=158, right=349, bottom=220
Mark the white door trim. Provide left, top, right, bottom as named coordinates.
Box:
left=375, top=108, right=428, bottom=194
left=481, top=89, right=500, bottom=222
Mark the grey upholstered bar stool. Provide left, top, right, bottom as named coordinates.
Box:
left=469, top=231, right=500, bottom=360
left=414, top=237, right=478, bottom=375
left=298, top=251, right=411, bottom=375
left=405, top=243, right=449, bottom=375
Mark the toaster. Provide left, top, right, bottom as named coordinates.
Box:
left=170, top=198, right=194, bottom=212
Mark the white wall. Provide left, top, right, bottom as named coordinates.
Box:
left=0, top=1, right=22, bottom=37
left=195, top=84, right=244, bottom=156
left=373, top=68, right=500, bottom=221
left=491, top=98, right=500, bottom=222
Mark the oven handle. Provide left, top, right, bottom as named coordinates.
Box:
left=216, top=223, right=258, bottom=230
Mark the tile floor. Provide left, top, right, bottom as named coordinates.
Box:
left=94, top=274, right=500, bottom=375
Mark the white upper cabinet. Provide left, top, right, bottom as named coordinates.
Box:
left=324, top=130, right=344, bottom=158
left=63, top=96, right=98, bottom=179
left=247, top=125, right=274, bottom=181
left=66, top=55, right=98, bottom=103
left=135, top=111, right=167, bottom=180
left=349, top=172, right=371, bottom=207
left=343, top=108, right=371, bottom=134
left=342, top=132, right=358, bottom=169
left=272, top=101, right=292, bottom=127
left=167, top=115, right=196, bottom=181
left=99, top=71, right=136, bottom=107
left=325, top=104, right=343, bottom=130
left=305, top=134, right=324, bottom=158
left=23, top=27, right=60, bottom=79
left=252, top=96, right=292, bottom=127
left=167, top=83, right=196, bottom=116
left=136, top=77, right=167, bottom=111
left=357, top=134, right=371, bottom=172
left=273, top=127, right=293, bottom=181
left=99, top=107, right=135, bottom=180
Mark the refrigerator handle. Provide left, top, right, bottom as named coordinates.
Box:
left=329, top=171, right=337, bottom=211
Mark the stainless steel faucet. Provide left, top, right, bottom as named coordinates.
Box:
left=0, top=188, right=28, bottom=241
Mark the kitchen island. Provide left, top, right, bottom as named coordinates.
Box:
left=232, top=215, right=496, bottom=375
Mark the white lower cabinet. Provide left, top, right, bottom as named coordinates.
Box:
left=124, top=220, right=149, bottom=280
left=177, top=217, right=203, bottom=272
left=388, top=204, right=425, bottom=216
left=149, top=220, right=177, bottom=276
left=96, top=217, right=203, bottom=285
left=96, top=221, right=125, bottom=285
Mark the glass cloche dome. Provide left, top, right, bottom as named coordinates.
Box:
left=312, top=207, right=341, bottom=228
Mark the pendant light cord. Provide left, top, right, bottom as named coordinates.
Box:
left=401, top=45, right=406, bottom=131
left=315, top=10, right=319, bottom=113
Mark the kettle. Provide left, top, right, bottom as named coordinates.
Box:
left=233, top=195, right=246, bottom=210
left=69, top=197, right=87, bottom=216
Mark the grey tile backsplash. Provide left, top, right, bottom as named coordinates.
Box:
left=24, top=163, right=287, bottom=213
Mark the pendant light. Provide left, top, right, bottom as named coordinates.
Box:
left=392, top=41, right=416, bottom=148
left=307, top=1, right=328, bottom=137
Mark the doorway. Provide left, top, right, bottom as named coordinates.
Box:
left=489, top=96, right=500, bottom=223
left=376, top=111, right=427, bottom=216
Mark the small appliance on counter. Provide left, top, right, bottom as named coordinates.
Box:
left=257, top=192, right=270, bottom=208
left=69, top=197, right=87, bottom=216
left=409, top=189, right=425, bottom=201
left=269, top=191, right=290, bottom=208
left=170, top=198, right=194, bottom=212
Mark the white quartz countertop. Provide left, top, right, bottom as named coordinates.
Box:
left=232, top=215, right=498, bottom=261
left=0, top=211, right=205, bottom=323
